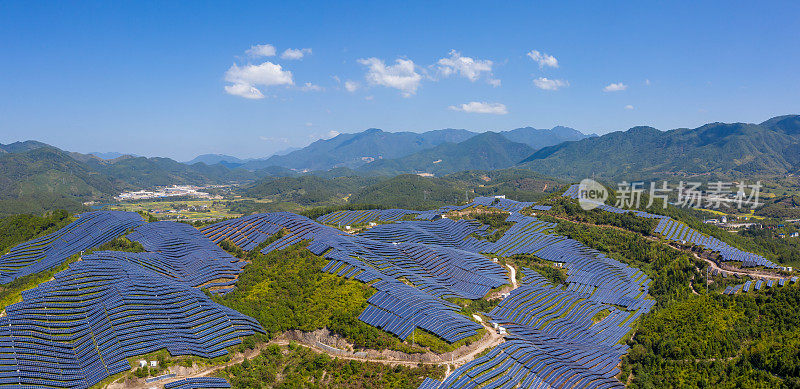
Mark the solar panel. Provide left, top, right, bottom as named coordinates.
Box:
left=0, top=211, right=145, bottom=283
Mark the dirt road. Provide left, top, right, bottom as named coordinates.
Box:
left=108, top=263, right=527, bottom=388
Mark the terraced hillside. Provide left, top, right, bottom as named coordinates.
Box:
left=0, top=211, right=144, bottom=283
left=0, top=189, right=790, bottom=388
left=0, top=213, right=262, bottom=387
left=197, top=196, right=657, bottom=388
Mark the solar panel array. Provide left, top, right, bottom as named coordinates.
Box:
left=164, top=377, right=231, bottom=389
left=411, top=197, right=660, bottom=388
left=316, top=209, right=420, bottom=226
left=201, top=212, right=506, bottom=343
left=0, top=211, right=144, bottom=283
left=0, top=193, right=673, bottom=389
left=562, top=184, right=779, bottom=269
left=127, top=221, right=246, bottom=288
left=470, top=197, right=535, bottom=213
left=724, top=277, right=796, bottom=294
left=359, top=218, right=491, bottom=249
left=315, top=197, right=539, bottom=227
left=422, top=263, right=650, bottom=389
left=0, top=257, right=262, bottom=388
left=426, top=336, right=625, bottom=389
left=200, top=195, right=662, bottom=389
left=654, top=218, right=777, bottom=268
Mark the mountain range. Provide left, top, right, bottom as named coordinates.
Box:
left=187, top=126, right=592, bottom=172
left=0, top=143, right=266, bottom=215
left=3, top=115, right=798, bottom=215
left=358, top=132, right=537, bottom=176
left=520, top=115, right=800, bottom=180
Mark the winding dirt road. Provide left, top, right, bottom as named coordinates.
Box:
left=112, top=264, right=524, bottom=388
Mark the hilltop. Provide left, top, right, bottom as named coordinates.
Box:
left=228, top=126, right=592, bottom=172
left=519, top=115, right=800, bottom=180
left=359, top=132, right=536, bottom=176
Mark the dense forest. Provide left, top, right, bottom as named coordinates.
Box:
left=0, top=210, right=72, bottom=254
left=622, top=287, right=800, bottom=388
left=348, top=174, right=467, bottom=210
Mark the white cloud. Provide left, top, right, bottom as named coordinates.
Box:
left=644, top=79, right=651, bottom=86
left=625, top=104, right=634, bottom=110
left=305, top=122, right=313, bottom=127
left=224, top=83, right=265, bottom=99
left=527, top=50, right=559, bottom=69
left=448, top=101, right=508, bottom=115
left=300, top=82, right=323, bottom=91
left=364, top=95, right=374, bottom=100
left=533, top=77, right=568, bottom=91
left=225, top=62, right=293, bottom=86
left=358, top=57, right=422, bottom=97
left=281, top=48, right=312, bottom=60
left=224, top=62, right=293, bottom=98
left=246, top=44, right=276, bottom=57
left=344, top=80, right=359, bottom=92
left=437, top=50, right=496, bottom=84
left=488, top=79, right=501, bottom=87
left=603, top=82, right=627, bottom=92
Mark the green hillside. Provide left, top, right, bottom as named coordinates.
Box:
left=0, top=147, right=116, bottom=214
left=245, top=175, right=378, bottom=206
left=0, top=143, right=265, bottom=216
left=348, top=174, right=467, bottom=210
left=360, top=132, right=535, bottom=176
left=86, top=156, right=258, bottom=190
left=243, top=128, right=477, bottom=171
left=519, top=115, right=800, bottom=180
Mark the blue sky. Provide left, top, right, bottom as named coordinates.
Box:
left=1, top=1, right=798, bottom=160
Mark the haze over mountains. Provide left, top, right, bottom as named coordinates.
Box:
left=192, top=126, right=593, bottom=172
left=2, top=115, right=799, bottom=215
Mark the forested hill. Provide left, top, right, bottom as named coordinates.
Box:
left=499, top=125, right=594, bottom=149
left=0, top=146, right=116, bottom=215
left=519, top=114, right=800, bottom=180
left=0, top=144, right=264, bottom=215
left=358, top=132, right=536, bottom=176
left=236, top=126, right=592, bottom=172
left=240, top=128, right=477, bottom=171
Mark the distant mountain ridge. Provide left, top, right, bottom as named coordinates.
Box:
left=0, top=140, right=50, bottom=154
left=5, top=115, right=795, bottom=215
left=359, top=132, right=536, bottom=176
left=184, top=154, right=247, bottom=166
left=205, top=126, right=591, bottom=172
left=519, top=115, right=800, bottom=179
left=0, top=143, right=272, bottom=215
left=240, top=128, right=478, bottom=171
left=499, top=126, right=595, bottom=148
